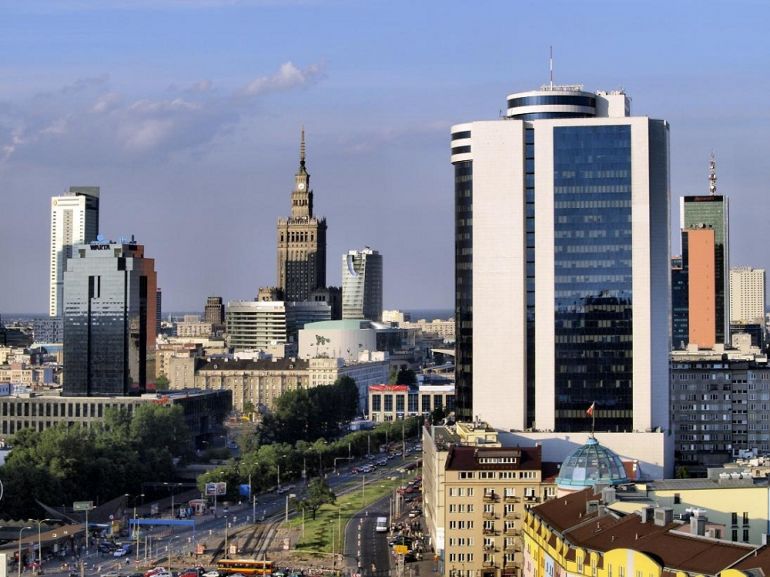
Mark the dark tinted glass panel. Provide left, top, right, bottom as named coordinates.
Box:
left=454, top=160, right=473, bottom=421
left=451, top=130, right=471, bottom=140
left=553, top=125, right=633, bottom=432
left=508, top=95, right=596, bottom=109
left=452, top=145, right=471, bottom=155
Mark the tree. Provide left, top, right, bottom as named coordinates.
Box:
left=156, top=374, right=170, bottom=390
left=300, top=478, right=336, bottom=519
left=431, top=406, right=446, bottom=425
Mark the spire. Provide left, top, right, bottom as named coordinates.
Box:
left=300, top=125, right=306, bottom=168
left=708, top=151, right=717, bottom=195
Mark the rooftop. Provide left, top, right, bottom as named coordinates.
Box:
left=197, top=357, right=309, bottom=371
left=445, top=445, right=545, bottom=472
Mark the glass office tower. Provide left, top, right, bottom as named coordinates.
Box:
left=342, top=248, right=383, bottom=322
left=451, top=85, right=670, bottom=433
left=63, top=239, right=157, bottom=396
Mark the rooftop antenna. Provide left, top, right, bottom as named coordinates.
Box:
left=708, top=151, right=717, bottom=195
left=300, top=125, right=306, bottom=167
left=549, top=46, right=554, bottom=89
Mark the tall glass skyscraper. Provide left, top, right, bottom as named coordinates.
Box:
left=49, top=186, right=100, bottom=317
left=342, top=248, right=383, bottom=322
left=62, top=239, right=157, bottom=396
left=451, top=85, right=670, bottom=433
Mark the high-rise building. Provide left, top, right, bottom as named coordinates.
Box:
left=342, top=248, right=383, bottom=322
left=452, top=84, right=670, bottom=433
left=276, top=130, right=327, bottom=302
left=682, top=227, right=717, bottom=348
left=671, top=256, right=689, bottom=350
left=49, top=186, right=100, bottom=317
left=730, top=267, right=766, bottom=325
left=62, top=238, right=157, bottom=396
left=204, top=295, right=226, bottom=325
left=225, top=299, right=330, bottom=351
left=156, top=287, right=162, bottom=336
left=679, top=155, right=730, bottom=344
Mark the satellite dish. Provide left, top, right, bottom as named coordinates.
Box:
left=96, top=234, right=105, bottom=242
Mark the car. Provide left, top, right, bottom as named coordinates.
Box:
left=113, top=549, right=127, bottom=557
left=145, top=567, right=168, bottom=577
left=202, top=571, right=220, bottom=577
left=408, top=509, right=422, bottom=518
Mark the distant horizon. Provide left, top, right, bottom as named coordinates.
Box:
left=0, top=306, right=455, bottom=322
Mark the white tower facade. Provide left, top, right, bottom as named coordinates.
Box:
left=452, top=86, right=670, bottom=434
left=49, top=186, right=100, bottom=317
left=342, top=248, right=383, bottom=322
left=730, top=267, right=766, bottom=325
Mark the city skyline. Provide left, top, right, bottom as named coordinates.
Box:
left=2, top=0, right=770, bottom=313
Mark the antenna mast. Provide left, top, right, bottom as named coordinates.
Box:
left=708, top=151, right=717, bottom=195
left=549, top=46, right=554, bottom=89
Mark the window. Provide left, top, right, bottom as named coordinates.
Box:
left=743, top=528, right=750, bottom=542
left=371, top=395, right=381, bottom=412
left=743, top=512, right=749, bottom=525
left=732, top=512, right=738, bottom=525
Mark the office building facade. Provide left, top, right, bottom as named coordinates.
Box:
left=225, top=299, right=330, bottom=351
left=62, top=239, right=157, bottom=396
left=671, top=256, right=689, bottom=349
left=730, top=267, right=766, bottom=325
left=276, top=130, right=327, bottom=301
left=682, top=227, right=717, bottom=348
left=49, top=187, right=100, bottom=317
left=204, top=295, right=225, bottom=326
left=342, top=248, right=383, bottom=322
left=680, top=159, right=730, bottom=344
left=452, top=85, right=670, bottom=433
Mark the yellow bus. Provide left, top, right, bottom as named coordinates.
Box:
left=216, top=559, right=273, bottom=576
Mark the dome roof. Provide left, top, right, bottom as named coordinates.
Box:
left=556, top=437, right=628, bottom=489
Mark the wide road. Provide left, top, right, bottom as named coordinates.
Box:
left=36, top=444, right=420, bottom=577
left=342, top=495, right=391, bottom=577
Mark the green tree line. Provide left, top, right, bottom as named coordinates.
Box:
left=0, top=404, right=191, bottom=519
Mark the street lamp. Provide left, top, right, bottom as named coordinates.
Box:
left=31, top=518, right=56, bottom=572
left=18, top=525, right=32, bottom=577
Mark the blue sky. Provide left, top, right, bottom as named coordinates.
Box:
left=1, top=0, right=769, bottom=313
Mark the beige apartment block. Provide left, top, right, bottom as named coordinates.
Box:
left=423, top=422, right=557, bottom=577
left=194, top=357, right=309, bottom=414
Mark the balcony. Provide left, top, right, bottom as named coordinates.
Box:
left=482, top=561, right=497, bottom=569
left=504, top=560, right=522, bottom=569
left=504, top=527, right=520, bottom=536
left=524, top=495, right=541, bottom=503
left=504, top=511, right=520, bottom=520
left=483, top=545, right=499, bottom=553
left=484, top=492, right=500, bottom=503
left=483, top=528, right=499, bottom=536
left=504, top=495, right=521, bottom=503
left=483, top=512, right=498, bottom=520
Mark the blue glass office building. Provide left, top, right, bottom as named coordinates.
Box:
left=63, top=240, right=157, bottom=396
left=451, top=86, right=670, bottom=434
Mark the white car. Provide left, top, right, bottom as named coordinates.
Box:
left=112, top=549, right=127, bottom=557
left=202, top=571, right=220, bottom=577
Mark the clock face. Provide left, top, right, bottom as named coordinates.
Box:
left=298, top=182, right=306, bottom=191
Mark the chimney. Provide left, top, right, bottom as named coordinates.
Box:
left=602, top=487, right=617, bottom=505
left=586, top=500, right=600, bottom=515
left=653, top=507, right=673, bottom=527
left=637, top=506, right=654, bottom=524
left=690, top=514, right=707, bottom=536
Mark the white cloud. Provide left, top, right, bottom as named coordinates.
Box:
left=239, top=61, right=324, bottom=96
left=0, top=60, right=326, bottom=165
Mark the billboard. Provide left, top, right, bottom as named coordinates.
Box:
left=205, top=482, right=227, bottom=496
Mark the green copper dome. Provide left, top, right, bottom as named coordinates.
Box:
left=556, top=437, right=628, bottom=489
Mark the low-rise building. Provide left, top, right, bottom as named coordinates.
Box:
left=194, top=357, right=309, bottom=414
left=369, top=383, right=455, bottom=422
left=308, top=353, right=389, bottom=412
left=176, top=315, right=214, bottom=338
left=0, top=389, right=231, bottom=445
left=522, top=487, right=765, bottom=577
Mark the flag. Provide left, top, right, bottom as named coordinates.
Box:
left=586, top=402, right=595, bottom=417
